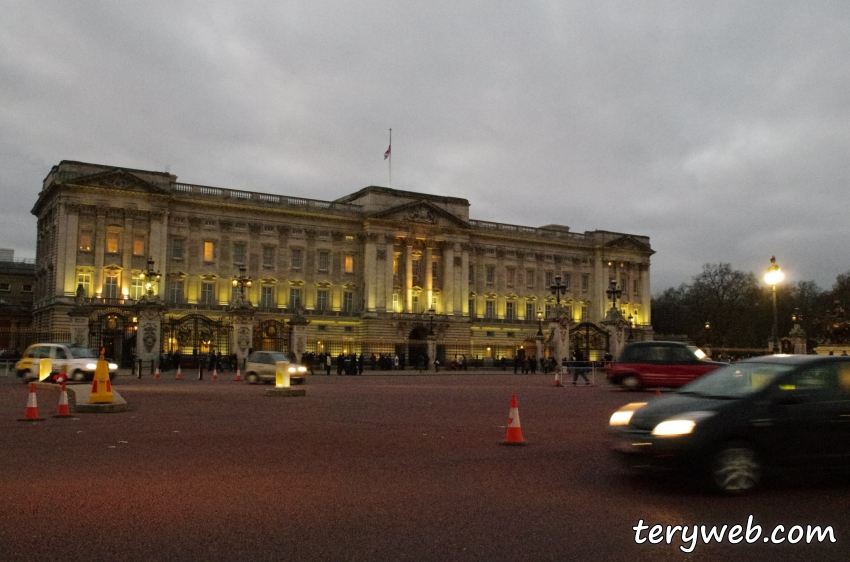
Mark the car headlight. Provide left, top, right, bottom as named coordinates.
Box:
left=108, top=363, right=118, bottom=370
left=289, top=366, right=308, bottom=374
left=86, top=363, right=97, bottom=370
left=609, top=402, right=647, bottom=427
left=651, top=411, right=715, bottom=437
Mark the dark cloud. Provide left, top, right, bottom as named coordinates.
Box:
left=2, top=1, right=849, bottom=292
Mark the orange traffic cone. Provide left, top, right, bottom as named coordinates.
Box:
left=501, top=394, right=527, bottom=446
left=18, top=383, right=45, bottom=422
left=175, top=366, right=182, bottom=380
left=234, top=366, right=242, bottom=382
left=554, top=369, right=564, bottom=387
left=54, top=381, right=73, bottom=418
left=655, top=388, right=661, bottom=397
left=212, top=367, right=218, bottom=381
left=154, top=366, right=160, bottom=380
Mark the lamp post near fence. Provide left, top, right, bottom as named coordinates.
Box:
left=764, top=256, right=784, bottom=354
left=232, top=265, right=253, bottom=303
left=606, top=279, right=622, bottom=311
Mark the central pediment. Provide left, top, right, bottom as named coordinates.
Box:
left=67, top=169, right=170, bottom=195
left=369, top=199, right=470, bottom=229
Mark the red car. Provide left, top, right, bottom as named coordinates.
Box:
left=606, top=341, right=724, bottom=390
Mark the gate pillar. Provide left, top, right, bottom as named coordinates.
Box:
left=601, top=307, right=628, bottom=360
left=288, top=308, right=310, bottom=364
left=789, top=322, right=807, bottom=355
left=231, top=302, right=256, bottom=366
left=135, top=296, right=166, bottom=365
left=547, top=305, right=573, bottom=362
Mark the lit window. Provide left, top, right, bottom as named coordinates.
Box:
left=106, top=232, right=120, bottom=254
left=133, top=235, right=145, bottom=256
left=203, top=241, right=215, bottom=262
left=76, top=272, right=92, bottom=297
left=130, top=276, right=144, bottom=299
left=392, top=293, right=399, bottom=312
left=344, top=255, right=354, bottom=273
left=78, top=230, right=93, bottom=251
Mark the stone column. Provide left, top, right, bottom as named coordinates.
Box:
left=61, top=204, right=80, bottom=296
left=364, top=233, right=377, bottom=312
left=424, top=242, right=433, bottom=311
left=443, top=242, right=454, bottom=316
left=385, top=237, right=395, bottom=312
left=640, top=263, right=651, bottom=326
left=427, top=333, right=436, bottom=370
left=150, top=211, right=168, bottom=297
left=122, top=213, right=134, bottom=296
left=94, top=209, right=107, bottom=295
left=461, top=244, right=470, bottom=316
left=405, top=239, right=414, bottom=313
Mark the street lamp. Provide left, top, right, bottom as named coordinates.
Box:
left=536, top=309, right=544, bottom=337
left=232, top=265, right=253, bottom=303
left=549, top=274, right=567, bottom=306
left=606, top=279, right=622, bottom=310
left=627, top=313, right=634, bottom=340
left=140, top=257, right=161, bottom=296
left=764, top=256, right=784, bottom=354
left=428, top=306, right=435, bottom=336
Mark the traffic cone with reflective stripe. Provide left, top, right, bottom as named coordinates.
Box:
left=54, top=381, right=73, bottom=418
left=212, top=367, right=218, bottom=381
left=18, top=383, right=45, bottom=422
left=554, top=369, right=564, bottom=387
left=234, top=366, right=242, bottom=382
left=501, top=394, right=527, bottom=446
left=175, top=366, right=182, bottom=380
left=154, top=366, right=160, bottom=380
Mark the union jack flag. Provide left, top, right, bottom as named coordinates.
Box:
left=384, top=145, right=391, bottom=159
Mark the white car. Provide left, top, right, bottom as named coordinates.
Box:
left=15, top=343, right=118, bottom=382
left=244, top=351, right=307, bottom=384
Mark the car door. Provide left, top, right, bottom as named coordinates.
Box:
left=761, top=363, right=850, bottom=468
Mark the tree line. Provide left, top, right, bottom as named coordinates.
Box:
left=651, top=263, right=850, bottom=351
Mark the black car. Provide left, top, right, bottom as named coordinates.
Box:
left=609, top=355, right=850, bottom=493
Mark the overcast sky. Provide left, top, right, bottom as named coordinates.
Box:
left=2, top=1, right=848, bottom=294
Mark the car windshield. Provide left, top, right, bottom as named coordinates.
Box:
left=69, top=347, right=98, bottom=359
left=677, top=361, right=795, bottom=398
left=260, top=352, right=289, bottom=363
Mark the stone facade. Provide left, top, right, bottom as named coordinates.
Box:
left=31, top=160, right=654, bottom=365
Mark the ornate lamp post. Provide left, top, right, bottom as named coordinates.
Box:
left=232, top=265, right=253, bottom=304
left=627, top=313, right=634, bottom=341
left=428, top=306, right=435, bottom=336
left=550, top=274, right=567, bottom=306
left=140, top=257, right=161, bottom=297
left=606, top=279, right=622, bottom=311
left=536, top=309, right=544, bottom=337
left=764, top=256, right=784, bottom=354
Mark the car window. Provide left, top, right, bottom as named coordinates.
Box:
left=54, top=347, right=68, bottom=360
left=778, top=364, right=842, bottom=399
left=667, top=347, right=694, bottom=363
left=69, top=347, right=97, bottom=359
left=34, top=346, right=52, bottom=359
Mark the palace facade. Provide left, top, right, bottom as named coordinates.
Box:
left=31, top=160, right=653, bottom=367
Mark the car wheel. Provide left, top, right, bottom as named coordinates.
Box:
left=245, top=372, right=259, bottom=384
left=72, top=370, right=86, bottom=382
left=711, top=444, right=762, bottom=494
left=621, top=375, right=641, bottom=391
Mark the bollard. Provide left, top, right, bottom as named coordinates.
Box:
left=275, top=361, right=291, bottom=388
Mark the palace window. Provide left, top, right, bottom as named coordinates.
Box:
left=545, top=304, right=553, bottom=318
left=581, top=305, right=588, bottom=322
left=526, top=269, right=535, bottom=288
left=582, top=273, right=590, bottom=291
left=76, top=272, right=92, bottom=297
left=318, top=251, right=330, bottom=272
left=469, top=298, right=476, bottom=318
left=469, top=264, right=474, bottom=283
left=133, top=235, right=145, bottom=256
left=172, top=238, right=184, bottom=260
left=106, top=232, right=120, bottom=254
left=261, top=286, right=275, bottom=308
left=485, top=300, right=495, bottom=319
left=344, top=255, right=354, bottom=273
left=633, top=279, right=639, bottom=295
left=392, top=293, right=400, bottom=312
left=168, top=280, right=184, bottom=304
left=103, top=275, right=119, bottom=299
left=130, top=276, right=144, bottom=299
left=203, top=241, right=215, bottom=262
left=233, top=242, right=246, bottom=265
left=343, top=291, right=353, bottom=312
left=78, top=230, right=92, bottom=251
left=262, top=246, right=275, bottom=268
left=201, top=282, right=216, bottom=305
left=431, top=261, right=438, bottom=285
left=545, top=271, right=554, bottom=287
left=506, top=266, right=515, bottom=287
left=291, top=248, right=303, bottom=269
left=316, top=289, right=328, bottom=311
left=526, top=302, right=535, bottom=321
left=289, top=288, right=301, bottom=308
left=486, top=265, right=495, bottom=285
left=506, top=301, right=515, bottom=320
left=562, top=273, right=571, bottom=289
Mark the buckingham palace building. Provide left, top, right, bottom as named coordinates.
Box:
left=31, top=160, right=654, bottom=368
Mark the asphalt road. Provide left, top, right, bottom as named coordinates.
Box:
left=1, top=372, right=848, bottom=562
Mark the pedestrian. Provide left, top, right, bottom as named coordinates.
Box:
left=337, top=353, right=344, bottom=375
left=394, top=354, right=399, bottom=370
left=358, top=354, right=364, bottom=375
left=325, top=353, right=332, bottom=375
left=572, top=348, right=590, bottom=385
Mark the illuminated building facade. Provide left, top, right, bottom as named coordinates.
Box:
left=31, top=160, right=653, bottom=366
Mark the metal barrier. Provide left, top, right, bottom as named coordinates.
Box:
left=0, top=360, right=17, bottom=376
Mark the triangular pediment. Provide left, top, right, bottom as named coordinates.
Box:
left=369, top=200, right=470, bottom=229
left=69, top=169, right=169, bottom=195
left=604, top=235, right=653, bottom=254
